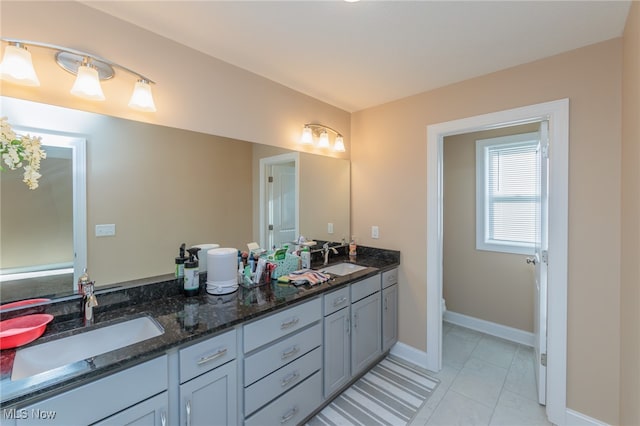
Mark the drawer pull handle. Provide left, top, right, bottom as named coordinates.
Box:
left=197, top=348, right=228, bottom=365
left=281, top=345, right=300, bottom=360
left=281, top=370, right=300, bottom=387
left=333, top=296, right=348, bottom=307
left=280, top=317, right=300, bottom=330
left=280, top=406, right=299, bottom=423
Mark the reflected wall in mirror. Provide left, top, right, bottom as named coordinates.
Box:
left=0, top=96, right=350, bottom=304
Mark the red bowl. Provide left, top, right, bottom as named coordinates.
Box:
left=0, top=314, right=54, bottom=350
left=0, top=298, right=50, bottom=311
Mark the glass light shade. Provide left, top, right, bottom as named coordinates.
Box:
left=333, top=135, right=346, bottom=152
left=318, top=131, right=330, bottom=148
left=301, top=126, right=313, bottom=144
left=0, top=44, right=40, bottom=86
left=128, top=80, right=157, bottom=112
left=70, top=65, right=105, bottom=101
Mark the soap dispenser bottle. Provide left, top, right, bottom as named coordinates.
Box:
left=184, top=248, right=200, bottom=297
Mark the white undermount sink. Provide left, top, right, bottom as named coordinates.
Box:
left=317, top=263, right=368, bottom=276
left=11, top=315, right=164, bottom=381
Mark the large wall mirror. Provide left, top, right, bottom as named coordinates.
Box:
left=0, top=96, right=350, bottom=305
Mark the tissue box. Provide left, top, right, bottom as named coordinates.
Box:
left=271, top=253, right=301, bottom=279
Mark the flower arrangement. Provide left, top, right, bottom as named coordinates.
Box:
left=0, top=117, right=46, bottom=189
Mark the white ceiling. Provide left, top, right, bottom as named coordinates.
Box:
left=83, top=1, right=631, bottom=112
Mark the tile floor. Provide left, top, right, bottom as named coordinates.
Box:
left=409, top=322, right=552, bottom=426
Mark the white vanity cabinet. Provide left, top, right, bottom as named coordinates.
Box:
left=243, top=297, right=322, bottom=426
left=382, top=268, right=399, bottom=352
left=350, top=274, right=382, bottom=377
left=178, top=329, right=237, bottom=426
left=323, top=286, right=351, bottom=397
left=15, top=355, right=168, bottom=426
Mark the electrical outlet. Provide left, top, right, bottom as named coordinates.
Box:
left=371, top=226, right=379, bottom=239
left=328, top=223, right=334, bottom=234
left=95, top=224, right=116, bottom=237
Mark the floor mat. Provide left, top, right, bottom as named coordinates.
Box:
left=307, top=357, right=440, bottom=426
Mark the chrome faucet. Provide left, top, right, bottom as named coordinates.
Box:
left=323, top=243, right=339, bottom=265
left=78, top=269, right=98, bottom=326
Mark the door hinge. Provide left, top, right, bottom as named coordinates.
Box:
left=542, top=143, right=550, bottom=160
left=541, top=353, right=547, bottom=367
left=541, top=250, right=549, bottom=264
left=268, top=176, right=274, bottom=183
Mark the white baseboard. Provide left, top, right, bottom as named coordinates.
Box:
left=565, top=409, right=610, bottom=426
left=444, top=310, right=534, bottom=347
left=389, top=342, right=429, bottom=370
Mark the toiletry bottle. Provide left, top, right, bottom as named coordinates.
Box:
left=301, top=246, right=311, bottom=269
left=184, top=248, right=200, bottom=297
left=349, top=237, right=357, bottom=256
left=175, top=243, right=188, bottom=278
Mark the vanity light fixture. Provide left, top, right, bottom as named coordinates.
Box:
left=0, top=38, right=157, bottom=112
left=0, top=43, right=40, bottom=86
left=300, top=123, right=346, bottom=152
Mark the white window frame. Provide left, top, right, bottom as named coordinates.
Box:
left=476, top=132, right=539, bottom=255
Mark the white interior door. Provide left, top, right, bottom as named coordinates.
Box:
left=533, top=120, right=549, bottom=405
left=267, top=162, right=297, bottom=249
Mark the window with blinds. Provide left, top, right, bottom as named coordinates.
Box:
left=476, top=132, right=540, bottom=255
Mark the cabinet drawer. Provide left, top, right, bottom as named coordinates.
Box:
left=244, top=322, right=321, bottom=385
left=93, top=391, right=168, bottom=426
left=243, top=298, right=321, bottom=353
left=244, top=371, right=322, bottom=426
left=382, top=268, right=398, bottom=289
left=244, top=347, right=321, bottom=416
left=17, top=356, right=167, bottom=426
left=351, top=274, right=381, bottom=302
left=323, top=286, right=350, bottom=316
left=179, top=328, right=236, bottom=383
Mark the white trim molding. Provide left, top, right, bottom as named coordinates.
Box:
left=444, top=311, right=534, bottom=347
left=565, top=409, right=611, bottom=426
left=426, top=99, right=569, bottom=426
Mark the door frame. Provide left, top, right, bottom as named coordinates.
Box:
left=259, top=152, right=299, bottom=249
left=426, top=99, right=568, bottom=425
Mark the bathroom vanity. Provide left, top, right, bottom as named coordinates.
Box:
left=0, top=247, right=399, bottom=425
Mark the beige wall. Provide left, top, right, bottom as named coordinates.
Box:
left=620, top=2, right=640, bottom=425
left=352, top=39, right=622, bottom=423
left=0, top=1, right=351, bottom=158
left=1, top=157, right=73, bottom=269
left=443, top=124, right=538, bottom=332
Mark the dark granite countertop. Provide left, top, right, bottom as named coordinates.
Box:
left=0, top=247, right=399, bottom=407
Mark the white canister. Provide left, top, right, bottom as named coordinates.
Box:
left=192, top=243, right=219, bottom=273
left=207, top=248, right=238, bottom=295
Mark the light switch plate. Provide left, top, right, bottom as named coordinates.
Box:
left=371, top=226, right=379, bottom=239
left=328, top=223, right=334, bottom=234
left=96, top=224, right=116, bottom=237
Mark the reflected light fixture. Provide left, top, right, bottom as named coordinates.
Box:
left=300, top=123, right=346, bottom=152
left=128, top=79, right=156, bottom=112
left=0, top=42, right=40, bottom=86
left=1, top=38, right=157, bottom=112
